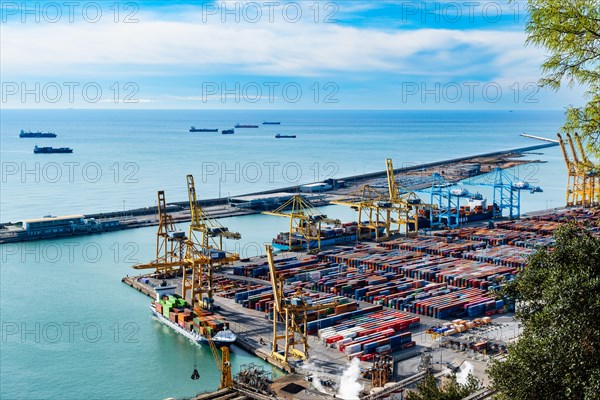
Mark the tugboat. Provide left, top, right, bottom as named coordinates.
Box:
left=190, top=127, right=218, bottom=132
left=234, top=124, right=259, bottom=128
left=33, top=146, right=73, bottom=154
left=221, top=129, right=235, bottom=135
left=275, top=134, right=296, bottom=138
left=20, top=130, right=57, bottom=138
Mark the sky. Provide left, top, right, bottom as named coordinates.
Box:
left=0, top=0, right=588, bottom=109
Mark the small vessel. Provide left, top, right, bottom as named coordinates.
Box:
left=450, top=188, right=469, bottom=197
left=221, top=129, right=235, bottom=135
left=33, top=146, right=73, bottom=154
left=275, top=134, right=296, bottom=139
left=20, top=130, right=57, bottom=138
left=151, top=286, right=236, bottom=347
left=235, top=124, right=259, bottom=128
left=190, top=127, right=218, bottom=132
left=262, top=121, right=281, bottom=125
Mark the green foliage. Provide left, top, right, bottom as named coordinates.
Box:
left=406, top=373, right=481, bottom=400
left=518, top=0, right=600, bottom=153
left=489, top=224, right=600, bottom=400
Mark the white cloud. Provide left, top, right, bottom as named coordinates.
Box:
left=0, top=5, right=538, bottom=81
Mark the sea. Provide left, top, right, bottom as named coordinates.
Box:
left=0, top=109, right=570, bottom=399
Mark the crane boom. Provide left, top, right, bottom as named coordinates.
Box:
left=557, top=133, right=573, bottom=168
left=566, top=133, right=581, bottom=166
left=193, top=308, right=233, bottom=389
left=574, top=133, right=591, bottom=165
left=266, top=245, right=282, bottom=313
left=386, top=158, right=397, bottom=200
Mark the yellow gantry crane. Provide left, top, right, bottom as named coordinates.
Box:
left=557, top=133, right=600, bottom=207
left=183, top=174, right=241, bottom=311
left=332, top=160, right=431, bottom=241
left=262, top=195, right=339, bottom=253
left=265, top=244, right=337, bottom=367
left=132, top=191, right=189, bottom=275
left=331, top=185, right=390, bottom=241
left=385, top=158, right=429, bottom=236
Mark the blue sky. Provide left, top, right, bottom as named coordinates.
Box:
left=0, top=0, right=586, bottom=109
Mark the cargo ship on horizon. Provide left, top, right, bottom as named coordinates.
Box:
left=33, top=146, right=73, bottom=154
left=20, top=130, right=57, bottom=138
left=151, top=286, right=236, bottom=347
left=190, top=127, right=218, bottom=132
left=235, top=123, right=259, bottom=128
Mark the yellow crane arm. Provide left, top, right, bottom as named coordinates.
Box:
left=265, top=245, right=282, bottom=313
left=193, top=307, right=233, bottom=389
left=157, top=190, right=168, bottom=224
left=574, top=133, right=591, bottom=165
left=557, top=133, right=573, bottom=168
left=187, top=174, right=203, bottom=228
left=566, top=133, right=581, bottom=166
left=385, top=158, right=396, bottom=200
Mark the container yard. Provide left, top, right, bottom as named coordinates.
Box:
left=122, top=203, right=599, bottom=398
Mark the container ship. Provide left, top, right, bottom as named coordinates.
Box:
left=20, top=130, right=57, bottom=138
left=234, top=124, right=259, bottom=128
left=418, top=193, right=500, bottom=228
left=272, top=222, right=385, bottom=251
left=33, top=146, right=73, bottom=154
left=151, top=286, right=236, bottom=346
left=190, top=127, right=218, bottom=132
left=262, top=121, right=281, bottom=125
left=275, top=134, right=296, bottom=139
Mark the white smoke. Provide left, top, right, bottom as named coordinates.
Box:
left=456, top=361, right=474, bottom=385
left=300, top=361, right=327, bottom=393
left=337, top=358, right=364, bottom=399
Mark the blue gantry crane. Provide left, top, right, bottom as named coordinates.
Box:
left=466, top=167, right=542, bottom=219
left=429, top=173, right=475, bottom=228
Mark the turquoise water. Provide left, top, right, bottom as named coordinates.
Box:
left=0, top=205, right=356, bottom=400
left=0, top=110, right=572, bottom=399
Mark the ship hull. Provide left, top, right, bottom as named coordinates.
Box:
left=20, top=133, right=56, bottom=138
left=33, top=149, right=73, bottom=154
left=150, top=305, right=236, bottom=347
left=416, top=211, right=495, bottom=229
left=272, top=230, right=383, bottom=251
